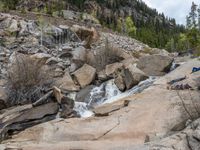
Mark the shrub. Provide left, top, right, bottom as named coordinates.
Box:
left=6, top=53, right=53, bottom=106
left=87, top=39, right=124, bottom=71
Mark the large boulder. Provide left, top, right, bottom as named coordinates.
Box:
left=55, top=72, right=80, bottom=92
left=137, top=54, right=174, bottom=76
left=122, top=64, right=148, bottom=90
left=73, top=64, right=96, bottom=88
left=105, top=62, right=123, bottom=77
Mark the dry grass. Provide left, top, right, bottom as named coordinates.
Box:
left=132, top=51, right=141, bottom=59
left=141, top=47, right=154, bottom=55
left=87, top=39, right=124, bottom=71
left=6, top=53, right=53, bottom=106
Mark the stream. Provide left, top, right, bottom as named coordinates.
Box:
left=73, top=77, right=157, bottom=118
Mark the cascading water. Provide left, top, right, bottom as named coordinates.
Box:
left=74, top=77, right=157, bottom=118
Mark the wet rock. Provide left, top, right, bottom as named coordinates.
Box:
left=75, top=85, right=95, bottom=103
left=73, top=64, right=96, bottom=88
left=114, top=75, right=126, bottom=91
left=137, top=54, right=174, bottom=76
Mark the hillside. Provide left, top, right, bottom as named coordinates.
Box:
left=1, top=0, right=185, bottom=49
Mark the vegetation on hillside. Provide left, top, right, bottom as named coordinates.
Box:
left=1, top=0, right=200, bottom=55
left=166, top=2, right=200, bottom=55
left=0, top=0, right=185, bottom=50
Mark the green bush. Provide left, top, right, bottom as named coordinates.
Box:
left=125, top=16, right=137, bottom=37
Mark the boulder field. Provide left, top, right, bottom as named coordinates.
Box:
left=1, top=59, right=199, bottom=150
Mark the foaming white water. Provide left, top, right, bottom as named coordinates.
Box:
left=75, top=77, right=157, bottom=118
left=88, top=80, right=121, bottom=106
left=74, top=102, right=94, bottom=118
left=103, top=76, right=157, bottom=104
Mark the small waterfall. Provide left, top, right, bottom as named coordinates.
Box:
left=103, top=77, right=157, bottom=104
left=74, top=102, right=94, bottom=118
left=170, top=61, right=179, bottom=71
left=88, top=80, right=121, bottom=106
left=55, top=29, right=58, bottom=44
left=75, top=77, right=157, bottom=118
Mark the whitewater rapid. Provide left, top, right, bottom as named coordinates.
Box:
left=74, top=77, right=157, bottom=118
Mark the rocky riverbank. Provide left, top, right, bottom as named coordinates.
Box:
left=0, top=12, right=199, bottom=150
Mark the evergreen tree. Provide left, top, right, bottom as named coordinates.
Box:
left=189, top=2, right=198, bottom=28
left=198, top=5, right=200, bottom=31
left=186, top=15, right=191, bottom=29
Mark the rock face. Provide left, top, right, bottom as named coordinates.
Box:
left=137, top=54, right=174, bottom=76
left=73, top=64, right=96, bottom=88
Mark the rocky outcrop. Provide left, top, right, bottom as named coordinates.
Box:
left=137, top=54, right=174, bottom=76
left=73, top=64, right=96, bottom=88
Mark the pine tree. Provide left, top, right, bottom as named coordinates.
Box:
left=189, top=2, right=198, bottom=28
left=198, top=5, right=200, bottom=31
left=186, top=15, right=191, bottom=29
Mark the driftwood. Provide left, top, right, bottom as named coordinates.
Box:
left=32, top=90, right=53, bottom=107
left=0, top=102, right=59, bottom=142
